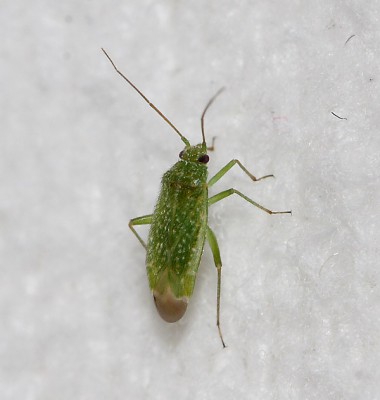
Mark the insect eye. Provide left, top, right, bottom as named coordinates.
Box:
left=198, top=154, right=209, bottom=164
left=179, top=150, right=184, bottom=159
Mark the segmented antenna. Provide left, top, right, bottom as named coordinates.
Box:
left=200, top=87, right=225, bottom=145
left=102, top=48, right=190, bottom=147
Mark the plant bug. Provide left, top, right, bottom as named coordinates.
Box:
left=102, top=48, right=291, bottom=347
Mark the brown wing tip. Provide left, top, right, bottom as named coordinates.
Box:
left=153, top=288, right=188, bottom=323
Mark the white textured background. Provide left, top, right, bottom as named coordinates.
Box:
left=1, top=1, right=379, bottom=399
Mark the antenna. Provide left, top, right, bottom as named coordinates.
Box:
left=102, top=48, right=190, bottom=147
left=201, top=87, right=225, bottom=145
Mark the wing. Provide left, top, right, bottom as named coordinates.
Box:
left=146, top=161, right=208, bottom=299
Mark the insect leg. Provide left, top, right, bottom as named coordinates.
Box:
left=207, top=136, right=216, bottom=151
left=208, top=159, right=274, bottom=187
left=206, top=226, right=226, bottom=348
left=129, top=214, right=153, bottom=250
left=208, top=189, right=292, bottom=215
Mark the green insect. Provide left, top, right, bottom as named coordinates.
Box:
left=102, top=49, right=291, bottom=347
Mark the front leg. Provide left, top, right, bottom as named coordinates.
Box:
left=208, top=159, right=274, bottom=187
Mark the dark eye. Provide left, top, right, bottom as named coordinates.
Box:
left=179, top=150, right=184, bottom=159
left=198, top=154, right=209, bottom=164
